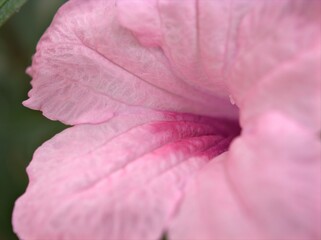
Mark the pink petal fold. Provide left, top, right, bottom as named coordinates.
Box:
left=226, top=0, right=321, bottom=132
left=13, top=110, right=239, bottom=240
left=169, top=112, right=321, bottom=240
left=240, top=46, right=321, bottom=132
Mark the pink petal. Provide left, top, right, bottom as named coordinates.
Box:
left=119, top=0, right=320, bottom=132
left=24, top=0, right=238, bottom=125
left=225, top=0, right=321, bottom=131
left=240, top=46, right=321, bottom=132
left=118, top=0, right=241, bottom=97
left=13, top=111, right=239, bottom=240
left=169, top=112, right=321, bottom=240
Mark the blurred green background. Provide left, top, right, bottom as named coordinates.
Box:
left=0, top=1, right=66, bottom=239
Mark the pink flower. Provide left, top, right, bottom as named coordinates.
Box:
left=13, top=0, right=321, bottom=239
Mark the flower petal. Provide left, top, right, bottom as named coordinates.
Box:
left=24, top=0, right=237, bottom=125
left=13, top=110, right=239, bottom=240
left=118, top=0, right=243, bottom=97
left=169, top=112, right=321, bottom=240
left=119, top=0, right=321, bottom=132
left=240, top=46, right=321, bottom=132
left=225, top=0, right=321, bottom=131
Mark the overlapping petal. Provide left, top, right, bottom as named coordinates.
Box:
left=13, top=111, right=239, bottom=240
left=226, top=1, right=321, bottom=131
left=240, top=47, right=321, bottom=132
left=169, top=113, right=321, bottom=239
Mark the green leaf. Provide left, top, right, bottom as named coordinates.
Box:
left=0, top=0, right=27, bottom=27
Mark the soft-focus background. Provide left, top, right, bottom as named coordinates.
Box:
left=0, top=1, right=66, bottom=239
